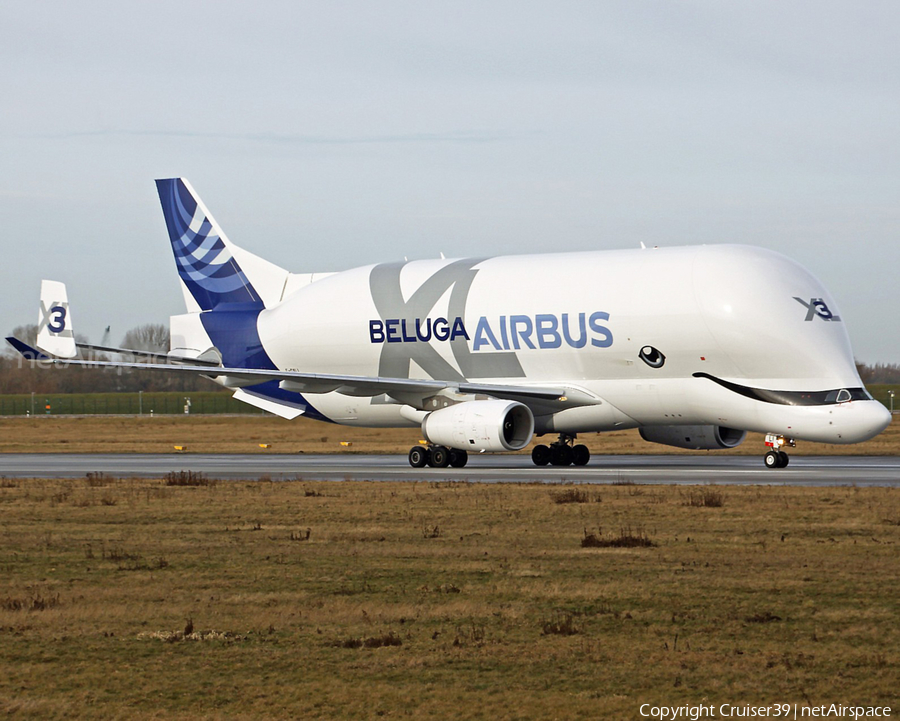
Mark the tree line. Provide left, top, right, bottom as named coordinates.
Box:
left=856, top=362, right=900, bottom=385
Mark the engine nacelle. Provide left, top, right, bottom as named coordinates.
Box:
left=639, top=425, right=747, bottom=450
left=422, top=400, right=534, bottom=452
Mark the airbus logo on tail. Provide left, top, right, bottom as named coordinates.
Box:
left=793, top=297, right=841, bottom=322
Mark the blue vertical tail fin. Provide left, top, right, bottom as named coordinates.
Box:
left=154, top=178, right=327, bottom=421
left=156, top=178, right=288, bottom=311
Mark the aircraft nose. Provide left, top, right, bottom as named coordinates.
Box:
left=844, top=400, right=893, bottom=443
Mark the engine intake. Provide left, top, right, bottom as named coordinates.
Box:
left=639, top=425, right=747, bottom=450
left=422, top=400, right=534, bottom=452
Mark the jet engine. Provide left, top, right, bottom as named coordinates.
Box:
left=422, top=400, right=534, bottom=452
left=639, top=425, right=747, bottom=450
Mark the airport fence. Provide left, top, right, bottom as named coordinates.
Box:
left=0, top=391, right=261, bottom=416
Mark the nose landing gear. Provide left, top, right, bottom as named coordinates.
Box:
left=764, top=434, right=795, bottom=468
left=531, top=434, right=591, bottom=467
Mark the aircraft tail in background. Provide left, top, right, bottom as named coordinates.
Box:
left=37, top=279, right=76, bottom=358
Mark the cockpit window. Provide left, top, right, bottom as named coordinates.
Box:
left=823, top=389, right=856, bottom=403
left=693, top=373, right=873, bottom=406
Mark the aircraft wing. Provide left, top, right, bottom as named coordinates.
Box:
left=5, top=336, right=581, bottom=414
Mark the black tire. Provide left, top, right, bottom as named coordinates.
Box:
left=429, top=446, right=450, bottom=468
left=532, top=444, right=551, bottom=466
left=551, top=444, right=574, bottom=466
left=409, top=446, right=428, bottom=468
left=778, top=451, right=789, bottom=468
left=449, top=449, right=468, bottom=468
left=764, top=451, right=780, bottom=469
left=572, top=444, right=590, bottom=466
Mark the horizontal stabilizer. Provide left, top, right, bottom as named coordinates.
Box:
left=5, top=337, right=51, bottom=361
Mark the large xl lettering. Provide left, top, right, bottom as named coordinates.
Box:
left=39, top=300, right=73, bottom=339
left=793, top=296, right=841, bottom=322
left=369, top=259, right=525, bottom=382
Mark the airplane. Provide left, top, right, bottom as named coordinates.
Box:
left=6, top=178, right=891, bottom=469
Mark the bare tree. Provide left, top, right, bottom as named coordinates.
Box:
left=121, top=324, right=170, bottom=352
left=857, top=361, right=900, bottom=384
left=6, top=324, right=38, bottom=351
left=112, top=323, right=215, bottom=392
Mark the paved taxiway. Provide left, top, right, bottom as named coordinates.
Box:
left=1, top=453, right=899, bottom=485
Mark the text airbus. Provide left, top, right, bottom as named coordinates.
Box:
left=369, top=311, right=613, bottom=350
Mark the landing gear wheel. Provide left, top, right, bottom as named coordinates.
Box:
left=429, top=446, right=450, bottom=468
left=408, top=446, right=428, bottom=468
left=551, top=444, right=574, bottom=466
left=764, top=434, right=796, bottom=469
left=532, top=444, right=551, bottom=466
left=449, top=449, right=468, bottom=468
left=572, top=444, right=590, bottom=466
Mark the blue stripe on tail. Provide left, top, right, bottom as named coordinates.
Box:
left=156, top=178, right=262, bottom=310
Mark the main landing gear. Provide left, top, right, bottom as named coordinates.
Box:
left=408, top=444, right=468, bottom=469
left=531, top=434, right=590, bottom=467
left=764, top=433, right=795, bottom=469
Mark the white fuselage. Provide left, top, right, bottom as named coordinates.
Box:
left=255, top=244, right=889, bottom=444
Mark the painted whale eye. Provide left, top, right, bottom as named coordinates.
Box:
left=639, top=345, right=665, bottom=368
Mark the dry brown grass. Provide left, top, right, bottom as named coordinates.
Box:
left=0, top=413, right=897, bottom=455
left=0, top=477, right=898, bottom=718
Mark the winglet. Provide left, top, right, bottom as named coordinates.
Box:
left=37, top=280, right=77, bottom=358
left=5, top=337, right=52, bottom=361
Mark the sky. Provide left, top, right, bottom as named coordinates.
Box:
left=1, top=1, right=898, bottom=362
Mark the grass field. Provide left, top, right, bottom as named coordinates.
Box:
left=0, top=391, right=255, bottom=417
left=0, top=413, right=897, bottom=457
left=1, top=403, right=897, bottom=717
left=0, top=477, right=898, bottom=718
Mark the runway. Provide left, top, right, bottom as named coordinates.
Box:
left=1, top=453, right=899, bottom=485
